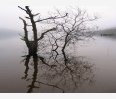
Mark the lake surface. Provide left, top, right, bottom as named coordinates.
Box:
left=0, top=32, right=116, bottom=93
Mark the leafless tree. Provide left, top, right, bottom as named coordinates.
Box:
left=19, top=6, right=97, bottom=93
left=18, top=6, right=67, bottom=55
left=50, top=8, right=98, bottom=55
left=19, top=6, right=98, bottom=56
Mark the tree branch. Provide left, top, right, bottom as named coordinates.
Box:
left=19, top=17, right=30, bottom=48
left=36, top=13, right=68, bottom=23
left=37, top=28, right=57, bottom=41
left=18, top=6, right=28, bottom=13
left=33, top=13, right=40, bottom=16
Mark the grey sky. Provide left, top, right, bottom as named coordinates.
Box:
left=0, top=0, right=116, bottom=30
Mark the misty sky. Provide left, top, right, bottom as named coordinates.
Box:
left=0, top=0, right=116, bottom=31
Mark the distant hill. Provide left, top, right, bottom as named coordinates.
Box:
left=0, top=29, right=19, bottom=39
left=99, top=28, right=116, bottom=36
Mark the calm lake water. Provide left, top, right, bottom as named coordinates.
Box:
left=0, top=32, right=116, bottom=93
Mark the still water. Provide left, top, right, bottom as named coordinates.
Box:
left=0, top=34, right=116, bottom=93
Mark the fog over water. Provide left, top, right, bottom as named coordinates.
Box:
left=0, top=32, right=116, bottom=92
left=0, top=0, right=116, bottom=31
left=0, top=0, right=116, bottom=93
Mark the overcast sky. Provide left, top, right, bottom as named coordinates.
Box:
left=0, top=0, right=116, bottom=31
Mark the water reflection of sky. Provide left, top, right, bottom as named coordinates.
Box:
left=0, top=35, right=116, bottom=92
left=77, top=36, right=116, bottom=92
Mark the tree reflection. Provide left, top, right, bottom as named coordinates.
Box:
left=21, top=51, right=95, bottom=93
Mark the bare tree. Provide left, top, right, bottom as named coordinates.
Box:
left=19, top=6, right=98, bottom=56
left=51, top=8, right=98, bottom=54
left=19, top=6, right=97, bottom=93
left=18, top=6, right=67, bottom=55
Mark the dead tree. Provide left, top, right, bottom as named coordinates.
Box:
left=52, top=9, right=98, bottom=54
left=18, top=6, right=67, bottom=55
left=18, top=6, right=39, bottom=55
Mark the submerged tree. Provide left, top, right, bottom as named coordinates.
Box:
left=50, top=9, right=98, bottom=54
left=18, top=6, right=67, bottom=55
left=19, top=6, right=98, bottom=56
left=19, top=6, right=98, bottom=92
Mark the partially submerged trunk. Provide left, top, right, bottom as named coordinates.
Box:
left=18, top=6, right=67, bottom=56
left=19, top=17, right=38, bottom=55
left=28, top=41, right=37, bottom=55
left=19, top=6, right=38, bottom=55
left=25, top=6, right=38, bottom=54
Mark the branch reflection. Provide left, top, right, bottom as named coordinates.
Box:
left=21, top=51, right=95, bottom=93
